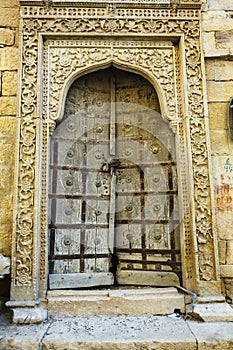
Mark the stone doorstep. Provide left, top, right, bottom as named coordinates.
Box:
left=189, top=302, right=233, bottom=322
left=2, top=313, right=233, bottom=350
left=6, top=287, right=233, bottom=324
left=47, top=287, right=186, bottom=317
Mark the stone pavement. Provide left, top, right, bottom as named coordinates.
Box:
left=1, top=310, right=233, bottom=350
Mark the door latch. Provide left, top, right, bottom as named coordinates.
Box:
left=101, top=157, right=121, bottom=173
left=108, top=157, right=121, bottom=169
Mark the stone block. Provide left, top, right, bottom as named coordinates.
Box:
left=202, top=32, right=233, bottom=58
left=226, top=240, right=233, bottom=264
left=0, top=8, right=19, bottom=28
left=15, top=26, right=19, bottom=47
left=215, top=30, right=233, bottom=50
left=0, top=28, right=14, bottom=47
left=0, top=47, right=19, bottom=71
left=0, top=254, right=10, bottom=278
left=0, top=191, right=14, bottom=221
left=208, top=102, right=228, bottom=130
left=206, top=59, right=233, bottom=81
left=224, top=279, right=233, bottom=302
left=207, top=81, right=233, bottom=102
left=208, top=0, right=233, bottom=10
left=218, top=239, right=226, bottom=264
left=202, top=11, right=233, bottom=32
left=220, top=265, right=233, bottom=278
left=205, top=59, right=216, bottom=81
left=0, top=0, right=19, bottom=6
left=202, top=32, right=216, bottom=56
left=0, top=115, right=17, bottom=138
left=2, top=71, right=18, bottom=96
left=47, top=288, right=185, bottom=316
left=188, top=320, right=233, bottom=349
left=199, top=281, right=222, bottom=297
left=6, top=305, right=48, bottom=325
left=216, top=212, right=233, bottom=240
left=42, top=315, right=195, bottom=350
left=0, top=96, right=17, bottom=115
left=189, top=299, right=233, bottom=322
left=210, top=130, right=229, bottom=155
left=0, top=117, right=17, bottom=257
left=0, top=223, right=12, bottom=257
left=0, top=117, right=17, bottom=162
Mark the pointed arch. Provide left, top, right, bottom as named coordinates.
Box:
left=55, top=59, right=172, bottom=125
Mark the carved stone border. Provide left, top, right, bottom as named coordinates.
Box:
left=9, top=1, right=220, bottom=314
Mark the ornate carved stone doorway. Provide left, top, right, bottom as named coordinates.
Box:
left=48, top=67, right=181, bottom=289
left=7, top=0, right=223, bottom=323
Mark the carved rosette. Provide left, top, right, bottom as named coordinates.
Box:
left=16, top=4, right=215, bottom=288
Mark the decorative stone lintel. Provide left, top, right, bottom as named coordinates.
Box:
left=19, top=0, right=202, bottom=8
left=0, top=254, right=10, bottom=279
left=5, top=300, right=48, bottom=324
left=19, top=0, right=171, bottom=7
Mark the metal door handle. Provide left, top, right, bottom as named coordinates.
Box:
left=228, top=96, right=233, bottom=140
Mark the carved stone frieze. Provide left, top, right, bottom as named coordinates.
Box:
left=21, top=8, right=200, bottom=19
left=13, top=2, right=217, bottom=293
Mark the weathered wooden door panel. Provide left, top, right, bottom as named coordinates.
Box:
left=48, top=67, right=181, bottom=289
left=113, top=69, right=180, bottom=286
left=49, top=70, right=113, bottom=288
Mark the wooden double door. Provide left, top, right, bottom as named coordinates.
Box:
left=48, top=67, right=181, bottom=289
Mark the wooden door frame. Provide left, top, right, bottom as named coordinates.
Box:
left=7, top=0, right=221, bottom=323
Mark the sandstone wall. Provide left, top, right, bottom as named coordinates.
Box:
left=0, top=0, right=19, bottom=257
left=202, top=0, right=233, bottom=301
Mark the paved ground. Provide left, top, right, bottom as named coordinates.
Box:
left=1, top=310, right=233, bottom=349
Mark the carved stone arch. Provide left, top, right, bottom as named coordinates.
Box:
left=55, top=58, right=175, bottom=126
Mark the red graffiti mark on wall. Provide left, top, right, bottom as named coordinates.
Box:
left=221, top=174, right=233, bottom=182
left=215, top=183, right=233, bottom=211
left=214, top=158, right=233, bottom=211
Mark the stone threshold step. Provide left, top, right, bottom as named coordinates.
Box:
left=2, top=314, right=233, bottom=350
left=47, top=287, right=185, bottom=316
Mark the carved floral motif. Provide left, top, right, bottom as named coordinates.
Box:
left=15, top=23, right=38, bottom=285
left=15, top=5, right=215, bottom=288
left=47, top=44, right=176, bottom=122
